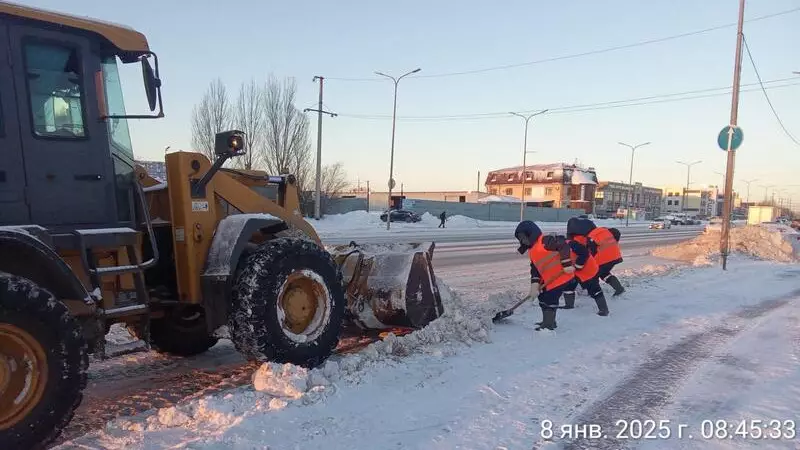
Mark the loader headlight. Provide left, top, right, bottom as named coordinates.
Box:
left=214, top=130, right=246, bottom=157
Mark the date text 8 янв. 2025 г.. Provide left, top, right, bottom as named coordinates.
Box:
left=539, top=419, right=796, bottom=441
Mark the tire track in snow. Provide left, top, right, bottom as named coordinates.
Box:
left=559, top=289, right=800, bottom=450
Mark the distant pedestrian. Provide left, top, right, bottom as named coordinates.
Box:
left=439, top=211, right=447, bottom=228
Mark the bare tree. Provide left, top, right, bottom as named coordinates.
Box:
left=321, top=162, right=349, bottom=197
left=262, top=75, right=312, bottom=190
left=191, top=78, right=233, bottom=161
left=232, top=79, right=266, bottom=170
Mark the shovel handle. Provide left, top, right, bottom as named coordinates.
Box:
left=508, top=295, right=531, bottom=312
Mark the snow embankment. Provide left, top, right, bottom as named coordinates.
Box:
left=652, top=224, right=800, bottom=264
left=312, top=210, right=649, bottom=236
left=87, top=279, right=497, bottom=441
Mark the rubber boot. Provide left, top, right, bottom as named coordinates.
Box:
left=605, top=275, right=625, bottom=296
left=563, top=291, right=575, bottom=309
left=535, top=308, right=557, bottom=331
left=593, top=293, right=610, bottom=316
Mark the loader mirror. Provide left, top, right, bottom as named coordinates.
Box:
left=142, top=57, right=160, bottom=112
left=214, top=130, right=246, bottom=157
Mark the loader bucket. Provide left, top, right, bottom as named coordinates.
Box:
left=329, top=242, right=444, bottom=330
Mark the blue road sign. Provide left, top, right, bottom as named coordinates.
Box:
left=717, top=125, right=743, bottom=151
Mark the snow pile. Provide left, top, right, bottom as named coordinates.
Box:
left=95, top=278, right=498, bottom=439
left=105, top=324, right=137, bottom=346
left=652, top=225, right=800, bottom=263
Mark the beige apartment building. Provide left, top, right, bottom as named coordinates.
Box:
left=484, top=163, right=598, bottom=212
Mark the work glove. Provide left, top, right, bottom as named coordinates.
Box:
left=529, top=282, right=541, bottom=299
left=563, top=265, right=575, bottom=274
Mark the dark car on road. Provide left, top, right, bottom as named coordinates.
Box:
left=380, top=209, right=422, bottom=223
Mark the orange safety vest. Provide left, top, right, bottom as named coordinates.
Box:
left=568, top=237, right=599, bottom=282
left=528, top=235, right=574, bottom=290
left=587, top=227, right=622, bottom=265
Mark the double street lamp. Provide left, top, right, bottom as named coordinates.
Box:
left=375, top=68, right=421, bottom=230
left=676, top=160, right=702, bottom=213
left=509, top=110, right=548, bottom=221
left=618, top=141, right=651, bottom=226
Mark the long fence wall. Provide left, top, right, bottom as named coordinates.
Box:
left=317, top=197, right=585, bottom=222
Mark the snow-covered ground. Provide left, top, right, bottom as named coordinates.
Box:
left=57, top=224, right=800, bottom=450
left=312, top=211, right=653, bottom=242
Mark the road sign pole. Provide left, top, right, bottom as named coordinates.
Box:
left=720, top=0, right=746, bottom=271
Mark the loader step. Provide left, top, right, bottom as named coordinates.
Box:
left=74, top=227, right=140, bottom=248
left=103, top=304, right=149, bottom=319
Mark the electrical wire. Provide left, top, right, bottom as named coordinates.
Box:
left=742, top=34, right=800, bottom=147
left=334, top=78, right=800, bottom=122
left=325, top=6, right=800, bottom=82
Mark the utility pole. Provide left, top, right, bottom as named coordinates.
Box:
left=510, top=109, right=548, bottom=221
left=618, top=141, right=651, bottom=226
left=477, top=170, right=481, bottom=192
left=676, top=160, right=702, bottom=213
left=303, top=76, right=337, bottom=220
left=366, top=180, right=370, bottom=212
left=376, top=68, right=421, bottom=230
left=720, top=0, right=746, bottom=270
left=741, top=178, right=757, bottom=203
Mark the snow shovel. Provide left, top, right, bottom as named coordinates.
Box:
left=492, top=296, right=532, bottom=322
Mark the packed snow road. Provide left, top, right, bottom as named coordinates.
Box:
left=50, top=227, right=704, bottom=447
left=57, top=258, right=800, bottom=449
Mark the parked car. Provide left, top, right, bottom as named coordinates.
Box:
left=380, top=209, right=422, bottom=223
left=649, top=218, right=672, bottom=230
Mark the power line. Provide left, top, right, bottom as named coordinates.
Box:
left=335, top=78, right=800, bottom=121
left=742, top=35, right=800, bottom=147
left=325, top=6, right=800, bottom=82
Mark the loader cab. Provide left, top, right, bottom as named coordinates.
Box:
left=0, top=2, right=162, bottom=231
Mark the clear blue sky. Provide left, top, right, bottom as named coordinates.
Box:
left=27, top=0, right=800, bottom=200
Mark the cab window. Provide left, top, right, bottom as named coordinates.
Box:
left=23, top=42, right=86, bottom=139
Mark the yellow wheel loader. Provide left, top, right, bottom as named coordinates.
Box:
left=0, top=2, right=443, bottom=449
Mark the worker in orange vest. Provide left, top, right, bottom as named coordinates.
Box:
left=565, top=219, right=610, bottom=316
left=514, top=220, right=576, bottom=331
left=566, top=217, right=625, bottom=296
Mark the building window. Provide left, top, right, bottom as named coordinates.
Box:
left=545, top=187, right=554, bottom=196
left=504, top=188, right=513, bottom=196
left=667, top=200, right=672, bottom=205
left=489, top=189, right=497, bottom=194
left=23, top=42, right=86, bottom=138
left=524, top=187, right=532, bottom=196
left=491, top=176, right=497, bottom=182
left=525, top=172, right=532, bottom=181
left=546, top=171, right=554, bottom=178
left=508, top=175, right=514, bottom=182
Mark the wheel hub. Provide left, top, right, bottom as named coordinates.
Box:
left=0, top=324, right=48, bottom=431
left=279, top=271, right=330, bottom=341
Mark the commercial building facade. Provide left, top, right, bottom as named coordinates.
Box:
left=484, top=163, right=598, bottom=212
left=593, top=181, right=663, bottom=219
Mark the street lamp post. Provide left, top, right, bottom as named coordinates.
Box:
left=758, top=184, right=775, bottom=203
left=618, top=141, right=651, bottom=226
left=510, top=110, right=548, bottom=221
left=375, top=68, right=421, bottom=230
left=741, top=178, right=758, bottom=204
left=676, top=160, right=702, bottom=213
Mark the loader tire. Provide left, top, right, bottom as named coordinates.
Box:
left=130, top=305, right=218, bottom=357
left=230, top=238, right=345, bottom=368
left=0, top=273, right=88, bottom=450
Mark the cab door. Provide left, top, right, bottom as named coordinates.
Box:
left=8, top=25, right=116, bottom=227
left=0, top=22, right=30, bottom=225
